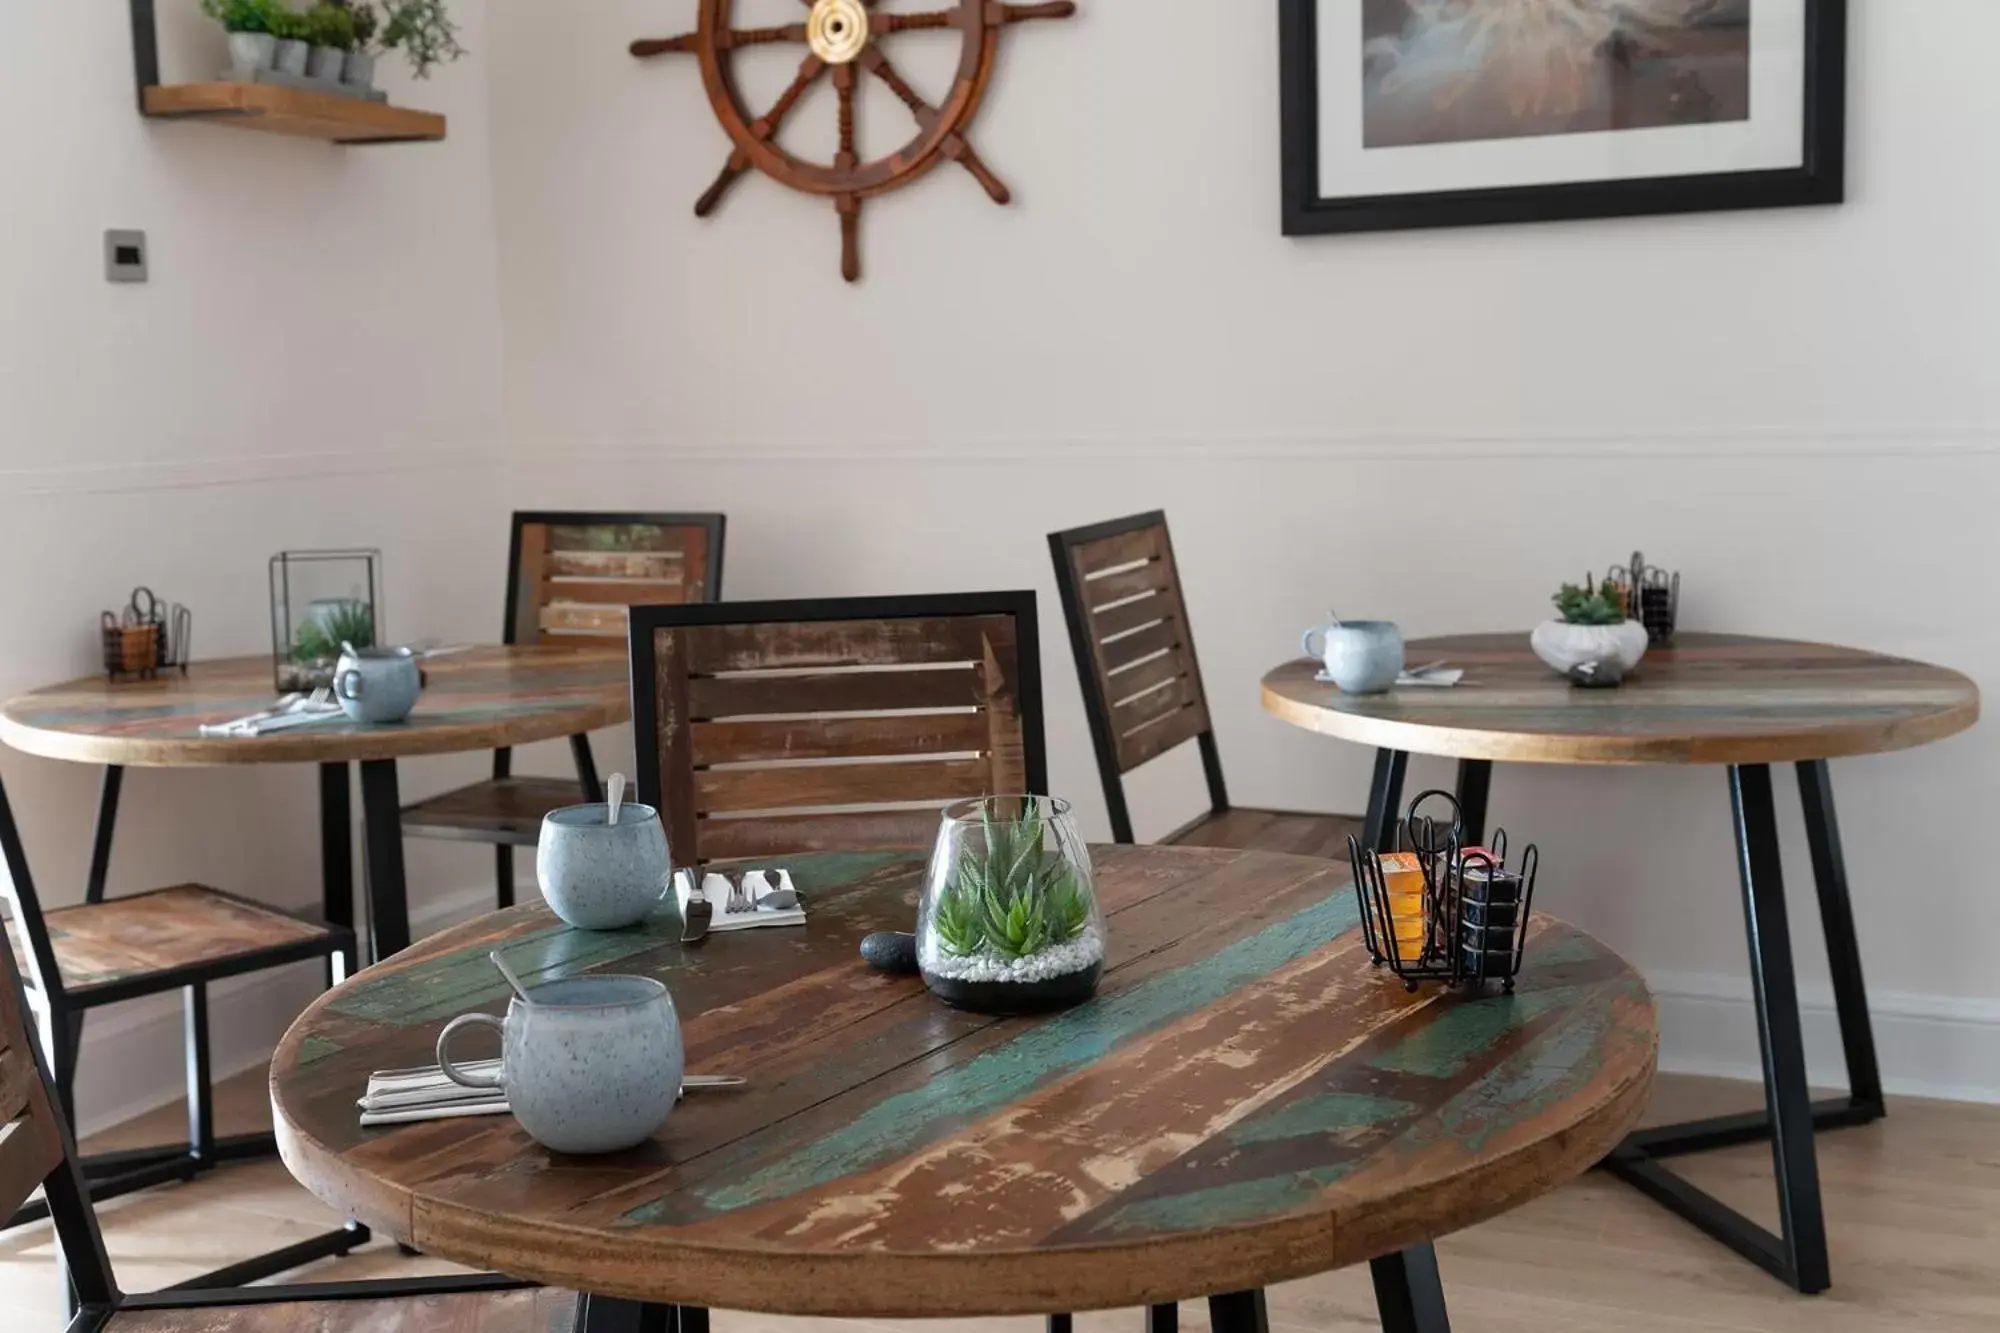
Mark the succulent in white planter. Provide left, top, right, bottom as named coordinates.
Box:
left=1531, top=579, right=1649, bottom=683
left=270, top=8, right=313, bottom=76
left=202, top=0, right=283, bottom=74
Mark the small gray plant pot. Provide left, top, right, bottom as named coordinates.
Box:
left=227, top=31, right=277, bottom=74
left=308, top=45, right=347, bottom=81
left=343, top=50, right=377, bottom=89
left=274, top=39, right=310, bottom=76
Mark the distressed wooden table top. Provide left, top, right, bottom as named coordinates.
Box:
left=271, top=846, right=1656, bottom=1315
left=0, top=647, right=627, bottom=767
left=1263, top=632, right=1979, bottom=765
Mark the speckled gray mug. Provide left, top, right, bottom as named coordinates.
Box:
left=333, top=645, right=422, bottom=724
left=537, top=802, right=676, bottom=931
left=436, top=975, right=683, bottom=1155
left=1302, top=619, right=1405, bottom=695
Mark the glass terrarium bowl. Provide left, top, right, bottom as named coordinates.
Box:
left=917, top=795, right=1105, bottom=1015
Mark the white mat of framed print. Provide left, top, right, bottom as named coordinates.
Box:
left=1279, top=0, right=1846, bottom=236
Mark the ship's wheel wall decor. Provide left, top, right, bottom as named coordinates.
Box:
left=632, top=0, right=1077, bottom=282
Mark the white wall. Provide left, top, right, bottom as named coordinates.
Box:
left=0, top=0, right=516, bottom=1129
left=486, top=0, right=2000, bottom=1098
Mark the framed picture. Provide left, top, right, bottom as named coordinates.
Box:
left=1279, top=0, right=1846, bottom=236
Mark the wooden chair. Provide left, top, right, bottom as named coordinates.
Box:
left=0, top=774, right=370, bottom=1284
left=1048, top=512, right=1363, bottom=856
left=0, top=909, right=571, bottom=1332
left=401, top=512, right=726, bottom=908
left=629, top=592, right=1046, bottom=866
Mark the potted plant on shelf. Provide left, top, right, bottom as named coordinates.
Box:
left=344, top=2, right=381, bottom=90
left=917, top=797, right=1105, bottom=1015
left=202, top=0, right=285, bottom=74
left=381, top=0, right=466, bottom=80
left=304, top=3, right=357, bottom=82
left=1531, top=577, right=1650, bottom=685
left=269, top=6, right=313, bottom=77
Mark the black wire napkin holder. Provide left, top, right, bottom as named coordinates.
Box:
left=1347, top=789, right=1539, bottom=993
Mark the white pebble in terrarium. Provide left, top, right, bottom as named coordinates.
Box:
left=917, top=796, right=1105, bottom=1015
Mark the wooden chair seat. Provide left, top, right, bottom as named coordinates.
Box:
left=401, top=777, right=585, bottom=847
left=21, top=886, right=342, bottom=1002
left=1164, top=807, right=1364, bottom=860
left=104, top=1288, right=580, bottom=1332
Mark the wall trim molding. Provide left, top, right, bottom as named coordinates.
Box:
left=500, top=426, right=2000, bottom=467
left=1650, top=969, right=2000, bottom=1106
left=9, top=426, right=2000, bottom=501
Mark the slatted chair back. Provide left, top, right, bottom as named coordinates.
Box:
left=0, top=945, right=61, bottom=1225
left=631, top=594, right=1046, bottom=865
left=0, top=884, right=114, bottom=1307
left=1048, top=512, right=1226, bottom=844
left=506, top=512, right=727, bottom=646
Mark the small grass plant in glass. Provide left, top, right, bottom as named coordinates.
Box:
left=918, top=796, right=1104, bottom=1015
left=270, top=549, right=382, bottom=692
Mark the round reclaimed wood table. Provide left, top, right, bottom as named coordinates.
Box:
left=272, top=845, right=1657, bottom=1333
left=1261, top=631, right=1980, bottom=1295
left=0, top=646, right=627, bottom=960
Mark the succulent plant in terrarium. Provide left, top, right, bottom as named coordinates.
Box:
left=293, top=599, right=375, bottom=664
left=919, top=797, right=1105, bottom=1014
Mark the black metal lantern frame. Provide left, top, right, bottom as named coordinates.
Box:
left=269, top=549, right=383, bottom=692
left=1347, top=790, right=1539, bottom=993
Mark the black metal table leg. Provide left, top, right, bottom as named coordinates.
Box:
left=572, top=733, right=604, bottom=803
left=1798, top=759, right=1885, bottom=1114
left=85, top=766, right=124, bottom=905
left=359, top=759, right=412, bottom=960
left=1601, top=763, right=1833, bottom=1294
left=573, top=1294, right=675, bottom=1333
left=675, top=1304, right=707, bottom=1333
left=1362, top=749, right=1409, bottom=853
left=319, top=763, right=352, bottom=984
left=1452, top=759, right=1491, bottom=847
left=1046, top=1315, right=1074, bottom=1333
left=1147, top=1302, right=1179, bottom=1333
left=184, top=985, right=213, bottom=1167
left=1370, top=1243, right=1450, bottom=1333
left=1208, top=1289, right=1269, bottom=1333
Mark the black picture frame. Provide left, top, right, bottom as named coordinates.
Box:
left=1279, top=0, right=1847, bottom=237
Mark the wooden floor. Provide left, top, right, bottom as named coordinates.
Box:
left=2, top=1072, right=1994, bottom=1332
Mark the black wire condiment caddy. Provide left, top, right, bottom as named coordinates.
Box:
left=1346, top=790, right=1539, bottom=992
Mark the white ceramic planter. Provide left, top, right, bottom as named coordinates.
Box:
left=1530, top=619, right=1649, bottom=677
left=227, top=31, right=277, bottom=73
left=308, top=45, right=347, bottom=80
left=275, top=38, right=311, bottom=76
left=343, top=50, right=377, bottom=89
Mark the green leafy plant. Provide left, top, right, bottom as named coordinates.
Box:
left=202, top=0, right=287, bottom=33
left=1552, top=578, right=1630, bottom=626
left=932, top=803, right=1092, bottom=959
left=304, top=3, right=358, bottom=50
left=292, top=602, right=375, bottom=663
left=381, top=0, right=466, bottom=79
left=348, top=1, right=380, bottom=51
left=266, top=6, right=312, bottom=42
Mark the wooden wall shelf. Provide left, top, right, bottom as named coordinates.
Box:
left=141, top=83, right=446, bottom=144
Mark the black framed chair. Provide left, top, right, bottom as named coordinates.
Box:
left=628, top=591, right=1046, bottom=863
left=401, top=511, right=726, bottom=909
left=0, top=901, right=569, bottom=1331
left=0, top=773, right=366, bottom=1283
left=1048, top=511, right=1363, bottom=856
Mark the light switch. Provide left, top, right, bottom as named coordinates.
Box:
left=105, top=230, right=148, bottom=283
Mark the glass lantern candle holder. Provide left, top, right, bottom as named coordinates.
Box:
left=917, top=795, right=1105, bottom=1015
left=270, top=549, right=383, bottom=692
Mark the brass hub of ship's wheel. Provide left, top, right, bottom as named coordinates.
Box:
left=630, top=0, right=1079, bottom=283
left=807, top=0, right=868, bottom=64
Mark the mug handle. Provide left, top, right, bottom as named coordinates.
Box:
left=437, top=1014, right=506, bottom=1091
left=1301, top=625, right=1328, bottom=660
left=336, top=669, right=364, bottom=701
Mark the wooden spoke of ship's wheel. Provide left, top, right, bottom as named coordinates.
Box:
left=834, top=64, right=862, bottom=280
left=858, top=47, right=1009, bottom=203
left=631, top=24, right=806, bottom=58
left=693, top=55, right=829, bottom=218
